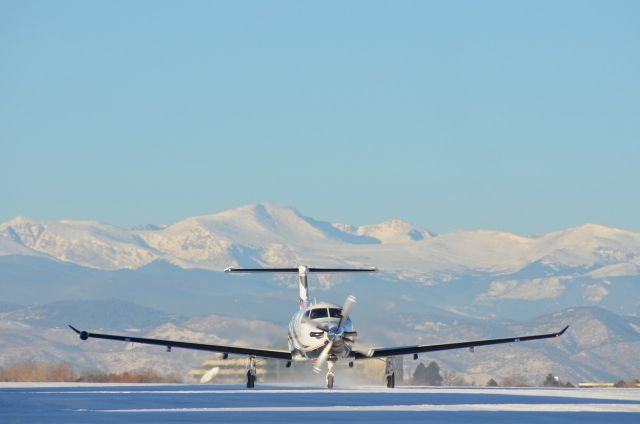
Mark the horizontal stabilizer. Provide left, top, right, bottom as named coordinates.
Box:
left=225, top=267, right=377, bottom=273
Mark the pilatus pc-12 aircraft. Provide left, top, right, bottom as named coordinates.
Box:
left=69, top=266, right=569, bottom=388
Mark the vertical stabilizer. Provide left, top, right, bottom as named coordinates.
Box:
left=298, top=265, right=309, bottom=309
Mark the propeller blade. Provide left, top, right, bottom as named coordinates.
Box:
left=200, top=366, right=220, bottom=383
left=338, top=295, right=356, bottom=328
left=350, top=342, right=374, bottom=357
left=313, top=340, right=334, bottom=373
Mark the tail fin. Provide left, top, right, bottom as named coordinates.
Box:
left=225, top=266, right=377, bottom=309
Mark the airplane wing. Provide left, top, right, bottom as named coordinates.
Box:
left=353, top=325, right=569, bottom=359
left=68, top=325, right=292, bottom=360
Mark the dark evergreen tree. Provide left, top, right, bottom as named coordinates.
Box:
left=412, top=361, right=443, bottom=386
left=412, top=363, right=427, bottom=385
left=543, top=373, right=560, bottom=387
left=425, top=361, right=443, bottom=386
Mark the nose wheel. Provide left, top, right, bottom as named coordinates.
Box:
left=326, top=361, right=335, bottom=388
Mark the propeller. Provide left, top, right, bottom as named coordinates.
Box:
left=312, top=295, right=357, bottom=373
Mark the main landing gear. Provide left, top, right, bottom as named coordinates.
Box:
left=385, top=357, right=396, bottom=388
left=246, top=356, right=257, bottom=388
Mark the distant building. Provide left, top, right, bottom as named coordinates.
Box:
left=578, top=382, right=615, bottom=388
left=190, top=355, right=279, bottom=383
left=190, top=354, right=403, bottom=385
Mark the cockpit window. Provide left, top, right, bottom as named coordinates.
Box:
left=328, top=308, right=342, bottom=318
left=309, top=308, right=328, bottom=319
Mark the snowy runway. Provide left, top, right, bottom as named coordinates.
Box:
left=2, top=384, right=639, bottom=423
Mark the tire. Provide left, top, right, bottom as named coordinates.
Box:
left=247, top=371, right=255, bottom=388
left=327, top=374, right=334, bottom=389
left=386, top=373, right=395, bottom=388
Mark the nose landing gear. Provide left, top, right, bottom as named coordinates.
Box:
left=326, top=361, right=335, bottom=388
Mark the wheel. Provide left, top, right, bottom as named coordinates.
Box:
left=326, top=373, right=334, bottom=389
left=247, top=371, right=255, bottom=388
left=386, top=372, right=395, bottom=388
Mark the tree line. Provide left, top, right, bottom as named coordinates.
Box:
left=0, top=359, right=182, bottom=383
left=411, top=361, right=638, bottom=388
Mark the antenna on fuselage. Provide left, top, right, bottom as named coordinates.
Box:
left=224, top=266, right=377, bottom=309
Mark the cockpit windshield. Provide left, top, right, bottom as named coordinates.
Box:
left=309, top=308, right=328, bottom=319
left=328, top=308, right=342, bottom=318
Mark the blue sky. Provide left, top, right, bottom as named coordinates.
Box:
left=1, top=1, right=638, bottom=234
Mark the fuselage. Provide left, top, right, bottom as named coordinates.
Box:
left=287, top=302, right=354, bottom=361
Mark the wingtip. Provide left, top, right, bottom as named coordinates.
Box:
left=558, top=325, right=570, bottom=336
left=69, top=324, right=89, bottom=340
left=224, top=267, right=233, bottom=273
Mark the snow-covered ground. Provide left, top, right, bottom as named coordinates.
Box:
left=2, top=384, right=639, bottom=423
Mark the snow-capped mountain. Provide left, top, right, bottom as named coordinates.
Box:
left=2, top=203, right=639, bottom=279
left=0, top=203, right=640, bottom=316
left=2, top=203, right=640, bottom=319
left=0, top=216, right=156, bottom=269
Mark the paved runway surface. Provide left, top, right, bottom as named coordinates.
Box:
left=2, top=384, right=639, bottom=423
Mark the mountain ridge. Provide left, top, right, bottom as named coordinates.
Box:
left=2, top=203, right=640, bottom=322
left=1, top=203, right=638, bottom=275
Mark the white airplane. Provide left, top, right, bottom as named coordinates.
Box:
left=69, top=266, right=569, bottom=388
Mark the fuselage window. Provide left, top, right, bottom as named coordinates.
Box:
left=309, top=308, right=328, bottom=319
left=328, top=308, right=342, bottom=318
